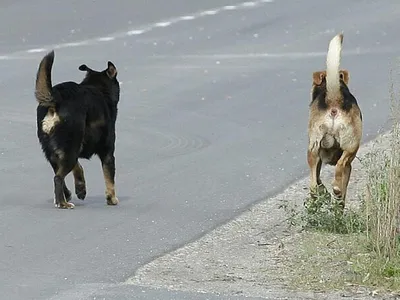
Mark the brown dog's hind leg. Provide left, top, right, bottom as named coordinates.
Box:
left=307, top=149, right=325, bottom=198
left=99, top=152, right=119, bottom=206
left=72, top=162, right=86, bottom=200
left=332, top=150, right=357, bottom=210
left=342, top=163, right=352, bottom=201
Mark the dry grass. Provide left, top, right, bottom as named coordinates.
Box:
left=282, top=232, right=367, bottom=291
left=282, top=231, right=400, bottom=293
left=363, top=70, right=400, bottom=260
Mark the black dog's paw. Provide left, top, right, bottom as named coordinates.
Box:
left=54, top=200, right=75, bottom=209
left=75, top=183, right=86, bottom=200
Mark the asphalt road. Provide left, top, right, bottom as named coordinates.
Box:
left=0, top=0, right=399, bottom=299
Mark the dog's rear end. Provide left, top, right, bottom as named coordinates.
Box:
left=307, top=33, right=363, bottom=210
left=35, top=51, right=85, bottom=209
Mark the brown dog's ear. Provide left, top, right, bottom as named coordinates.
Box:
left=106, top=61, right=117, bottom=79
left=339, top=69, right=349, bottom=85
left=312, top=71, right=326, bottom=85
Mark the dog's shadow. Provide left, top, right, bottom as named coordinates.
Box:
left=45, top=195, right=130, bottom=208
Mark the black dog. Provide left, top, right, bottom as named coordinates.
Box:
left=35, top=50, right=120, bottom=209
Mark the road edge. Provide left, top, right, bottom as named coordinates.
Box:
left=124, top=130, right=392, bottom=299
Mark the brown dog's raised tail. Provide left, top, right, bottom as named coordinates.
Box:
left=325, top=33, right=343, bottom=100
left=35, top=50, right=55, bottom=107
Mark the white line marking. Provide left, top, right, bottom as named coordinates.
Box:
left=151, top=48, right=390, bottom=60
left=176, top=52, right=334, bottom=59
left=58, top=42, right=88, bottom=47
left=0, top=0, right=275, bottom=58
left=223, top=5, right=237, bottom=10
left=154, top=22, right=172, bottom=28
left=127, top=29, right=146, bottom=35
left=199, top=10, right=220, bottom=16
left=241, top=2, right=257, bottom=7
left=97, top=37, right=115, bottom=42
left=179, top=15, right=196, bottom=20
left=26, top=48, right=47, bottom=53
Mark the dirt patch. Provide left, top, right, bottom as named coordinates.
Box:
left=125, top=132, right=399, bottom=299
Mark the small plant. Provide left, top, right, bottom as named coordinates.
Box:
left=280, top=188, right=365, bottom=234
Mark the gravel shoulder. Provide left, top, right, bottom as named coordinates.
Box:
left=124, top=132, right=394, bottom=299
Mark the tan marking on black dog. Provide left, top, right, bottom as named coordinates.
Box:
left=55, top=149, right=64, bottom=161
left=89, top=118, right=106, bottom=128
left=102, top=166, right=118, bottom=205
left=307, top=32, right=363, bottom=211
left=42, top=108, right=60, bottom=134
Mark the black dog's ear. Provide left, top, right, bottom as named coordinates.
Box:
left=78, top=64, right=94, bottom=72
left=106, top=61, right=117, bottom=78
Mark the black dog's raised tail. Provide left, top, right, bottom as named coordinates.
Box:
left=35, top=50, right=55, bottom=107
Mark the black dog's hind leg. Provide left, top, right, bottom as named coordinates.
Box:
left=52, top=160, right=77, bottom=209
left=63, top=184, right=72, bottom=202
left=99, top=152, right=119, bottom=205
left=51, top=162, right=72, bottom=203
left=72, top=162, right=86, bottom=200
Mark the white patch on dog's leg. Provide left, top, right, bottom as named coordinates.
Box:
left=54, top=197, right=61, bottom=208
left=55, top=202, right=75, bottom=209
left=42, top=109, right=60, bottom=134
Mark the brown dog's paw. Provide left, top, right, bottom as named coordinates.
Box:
left=106, top=196, right=119, bottom=206
left=332, top=187, right=345, bottom=211
left=333, top=186, right=342, bottom=197
left=310, top=184, right=328, bottom=199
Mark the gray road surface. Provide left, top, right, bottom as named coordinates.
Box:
left=0, top=0, right=398, bottom=299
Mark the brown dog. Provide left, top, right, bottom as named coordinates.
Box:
left=307, top=33, right=363, bottom=210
